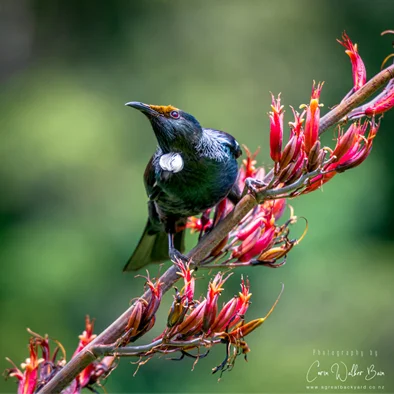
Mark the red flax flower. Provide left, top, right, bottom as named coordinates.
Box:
left=238, top=145, right=261, bottom=187
left=337, top=32, right=367, bottom=91
left=185, top=146, right=306, bottom=268
left=364, top=79, right=394, bottom=116
left=72, top=316, right=97, bottom=389
left=304, top=81, right=324, bottom=154
left=123, top=272, right=162, bottom=343
left=203, top=272, right=231, bottom=332
left=5, top=320, right=115, bottom=394
left=303, top=120, right=379, bottom=193
left=165, top=259, right=195, bottom=331
left=154, top=263, right=282, bottom=376
left=5, top=338, right=44, bottom=394
left=209, top=277, right=252, bottom=334
left=269, top=93, right=284, bottom=165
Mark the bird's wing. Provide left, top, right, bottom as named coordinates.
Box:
left=144, top=155, right=162, bottom=200
left=202, top=128, right=242, bottom=158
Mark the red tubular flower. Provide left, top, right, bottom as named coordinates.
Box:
left=231, top=227, right=261, bottom=259
left=267, top=199, right=286, bottom=221
left=238, top=147, right=258, bottom=189
left=335, top=120, right=379, bottom=172
left=6, top=340, right=42, bottom=394
left=73, top=316, right=96, bottom=356
left=331, top=123, right=359, bottom=161
left=303, top=120, right=378, bottom=194
left=5, top=333, right=66, bottom=394
left=202, top=272, right=231, bottom=332
left=238, top=146, right=260, bottom=186
left=209, top=277, right=251, bottom=334
left=186, top=216, right=213, bottom=234
left=269, top=93, right=284, bottom=163
left=237, top=226, right=275, bottom=263
left=142, top=274, right=162, bottom=323
left=364, top=80, right=394, bottom=116
left=227, top=278, right=252, bottom=328
left=72, top=316, right=97, bottom=389
left=304, top=82, right=323, bottom=154
left=236, top=217, right=264, bottom=241
left=337, top=32, right=367, bottom=91
left=174, top=259, right=195, bottom=303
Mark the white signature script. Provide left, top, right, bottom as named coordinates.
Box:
left=306, top=360, right=385, bottom=383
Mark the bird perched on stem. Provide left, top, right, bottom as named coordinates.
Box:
left=123, top=102, right=242, bottom=271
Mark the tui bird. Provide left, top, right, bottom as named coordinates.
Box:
left=123, top=102, right=242, bottom=271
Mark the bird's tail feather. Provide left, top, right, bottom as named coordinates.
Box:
left=123, top=221, right=185, bottom=271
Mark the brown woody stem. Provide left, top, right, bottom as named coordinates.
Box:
left=91, top=338, right=218, bottom=358
left=38, top=63, right=394, bottom=394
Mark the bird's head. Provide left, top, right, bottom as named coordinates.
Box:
left=126, top=101, right=203, bottom=153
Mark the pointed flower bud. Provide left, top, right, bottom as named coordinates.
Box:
left=175, top=299, right=207, bottom=337
left=307, top=140, right=322, bottom=171
left=210, top=234, right=229, bottom=257
left=167, top=289, right=189, bottom=328
left=269, top=93, right=284, bottom=163
left=125, top=299, right=144, bottom=337
left=337, top=32, right=367, bottom=91
left=279, top=134, right=298, bottom=169
left=331, top=123, right=359, bottom=162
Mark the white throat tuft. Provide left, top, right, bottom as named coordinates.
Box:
left=159, top=153, right=184, bottom=173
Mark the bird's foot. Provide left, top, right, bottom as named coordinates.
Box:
left=169, top=248, right=189, bottom=264
left=245, top=177, right=267, bottom=199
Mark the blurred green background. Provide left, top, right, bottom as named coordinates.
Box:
left=1, top=0, right=394, bottom=393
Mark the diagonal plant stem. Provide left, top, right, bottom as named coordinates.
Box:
left=91, top=338, right=218, bottom=358
left=38, top=63, right=394, bottom=394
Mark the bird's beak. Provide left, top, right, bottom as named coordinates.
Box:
left=125, top=101, right=159, bottom=117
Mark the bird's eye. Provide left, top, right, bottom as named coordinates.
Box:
left=170, top=110, right=180, bottom=119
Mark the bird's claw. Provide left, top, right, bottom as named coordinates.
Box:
left=169, top=248, right=189, bottom=264
left=245, top=177, right=267, bottom=197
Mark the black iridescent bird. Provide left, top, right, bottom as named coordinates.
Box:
left=123, top=102, right=241, bottom=271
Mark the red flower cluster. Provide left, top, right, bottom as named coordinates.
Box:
left=268, top=83, right=326, bottom=186
left=4, top=319, right=115, bottom=394
left=162, top=262, right=253, bottom=339
left=155, top=261, right=281, bottom=375
left=341, top=31, right=394, bottom=119
left=186, top=148, right=305, bottom=268
left=123, top=273, right=162, bottom=344
left=268, top=81, right=381, bottom=196
left=304, top=119, right=379, bottom=193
